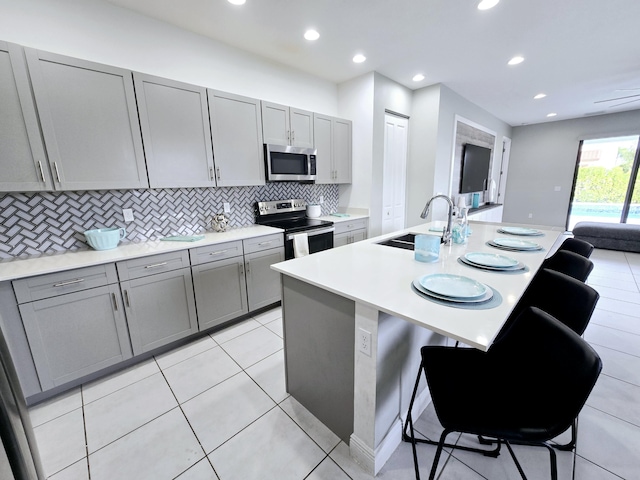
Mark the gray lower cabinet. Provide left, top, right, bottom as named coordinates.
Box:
left=334, top=218, right=368, bottom=247
left=117, top=252, right=198, bottom=355
left=244, top=248, right=285, bottom=311
left=24, top=48, right=148, bottom=190
left=192, top=256, right=248, bottom=331
left=14, top=265, right=132, bottom=391
left=134, top=73, right=216, bottom=188
left=0, top=41, right=52, bottom=192
left=208, top=90, right=265, bottom=186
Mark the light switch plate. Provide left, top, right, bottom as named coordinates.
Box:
left=223, top=202, right=231, bottom=213
left=123, top=208, right=134, bottom=222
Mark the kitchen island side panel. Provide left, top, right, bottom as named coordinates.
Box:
left=281, top=275, right=355, bottom=443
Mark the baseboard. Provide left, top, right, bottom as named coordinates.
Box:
left=350, top=387, right=433, bottom=475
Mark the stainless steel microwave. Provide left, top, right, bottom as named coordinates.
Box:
left=264, top=144, right=317, bottom=182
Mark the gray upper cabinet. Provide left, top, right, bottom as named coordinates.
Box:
left=0, top=41, right=52, bottom=192
left=25, top=48, right=148, bottom=190
left=314, top=113, right=352, bottom=184
left=208, top=90, right=265, bottom=186
left=117, top=251, right=198, bottom=355
left=134, top=73, right=215, bottom=188
left=261, top=101, right=314, bottom=148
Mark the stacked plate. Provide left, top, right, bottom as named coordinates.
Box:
left=460, top=252, right=525, bottom=272
left=497, top=226, right=544, bottom=236
left=487, top=237, right=543, bottom=252
left=412, top=273, right=493, bottom=303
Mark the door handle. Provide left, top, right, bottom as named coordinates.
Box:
left=112, top=293, right=118, bottom=311
left=124, top=290, right=131, bottom=308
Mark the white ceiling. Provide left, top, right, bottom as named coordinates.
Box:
left=107, top=0, right=640, bottom=126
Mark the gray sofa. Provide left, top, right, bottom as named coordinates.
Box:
left=573, top=221, right=640, bottom=253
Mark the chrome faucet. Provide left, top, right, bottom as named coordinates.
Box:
left=420, top=195, right=455, bottom=245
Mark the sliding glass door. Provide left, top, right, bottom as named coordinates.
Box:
left=567, top=135, right=640, bottom=230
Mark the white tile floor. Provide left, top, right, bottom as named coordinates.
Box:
left=28, top=249, right=640, bottom=479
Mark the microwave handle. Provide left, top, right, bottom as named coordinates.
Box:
left=286, top=227, right=335, bottom=241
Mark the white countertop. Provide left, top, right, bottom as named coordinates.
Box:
left=272, top=221, right=563, bottom=351
left=0, top=225, right=283, bottom=282
left=316, top=213, right=369, bottom=223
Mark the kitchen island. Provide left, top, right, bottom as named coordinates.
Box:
left=271, top=221, right=563, bottom=475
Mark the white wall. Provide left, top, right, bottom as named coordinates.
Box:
left=0, top=0, right=337, bottom=114
left=504, top=110, right=640, bottom=227
left=405, top=85, right=442, bottom=227
left=337, top=73, right=375, bottom=212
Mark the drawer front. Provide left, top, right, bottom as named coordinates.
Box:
left=189, top=240, right=243, bottom=265
left=334, top=218, right=368, bottom=235
left=242, top=233, right=284, bottom=254
left=116, top=250, right=190, bottom=281
left=13, top=264, right=118, bottom=304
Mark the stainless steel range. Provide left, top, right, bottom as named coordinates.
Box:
left=255, top=199, right=334, bottom=259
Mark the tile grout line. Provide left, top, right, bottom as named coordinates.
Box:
left=152, top=356, right=220, bottom=480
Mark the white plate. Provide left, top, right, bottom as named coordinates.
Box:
left=413, top=279, right=494, bottom=303
left=498, top=226, right=543, bottom=236
left=464, top=252, right=519, bottom=268
left=493, top=238, right=541, bottom=250
left=460, top=256, right=525, bottom=271
left=418, top=273, right=487, bottom=299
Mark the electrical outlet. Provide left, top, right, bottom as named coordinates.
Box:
left=358, top=328, right=371, bottom=356
left=223, top=202, right=231, bottom=213
left=123, top=208, right=134, bottom=222
left=319, top=195, right=324, bottom=204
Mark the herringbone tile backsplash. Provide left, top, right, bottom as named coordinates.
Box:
left=0, top=184, right=338, bottom=260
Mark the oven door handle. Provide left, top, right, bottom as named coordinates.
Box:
left=286, top=227, right=335, bottom=241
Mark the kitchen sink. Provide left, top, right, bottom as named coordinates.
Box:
left=377, top=233, right=419, bottom=250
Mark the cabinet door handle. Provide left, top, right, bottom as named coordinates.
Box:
left=209, top=249, right=228, bottom=256
left=246, top=261, right=250, bottom=275
left=112, top=293, right=118, bottom=311
left=257, top=241, right=273, bottom=247
left=53, top=161, right=61, bottom=183
left=37, top=161, right=46, bottom=182
left=291, top=130, right=295, bottom=144
left=53, top=278, right=84, bottom=287
left=144, top=262, right=168, bottom=269
left=209, top=167, right=214, bottom=180
left=239, top=263, right=244, bottom=276
left=216, top=167, right=221, bottom=181
left=124, top=290, right=131, bottom=308
left=287, top=130, right=291, bottom=144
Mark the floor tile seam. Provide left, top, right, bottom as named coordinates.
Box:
left=80, top=365, right=161, bottom=407
left=216, top=334, right=284, bottom=371
left=574, top=453, right=626, bottom=479
left=595, top=296, right=640, bottom=310
left=85, top=405, right=185, bottom=458
left=586, top=339, right=640, bottom=359
left=274, top=401, right=341, bottom=455
left=154, top=340, right=219, bottom=371
left=209, top=320, right=264, bottom=345
left=301, top=451, right=334, bottom=480
left=587, top=319, right=640, bottom=338
left=29, top=403, right=84, bottom=430
left=203, top=403, right=280, bottom=457
left=324, top=442, right=355, bottom=480
left=598, top=369, right=640, bottom=389
left=583, top=403, right=640, bottom=430
left=243, top=349, right=288, bottom=404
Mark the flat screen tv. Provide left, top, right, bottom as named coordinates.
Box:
left=460, top=144, right=491, bottom=193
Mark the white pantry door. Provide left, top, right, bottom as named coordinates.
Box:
left=382, top=113, right=409, bottom=234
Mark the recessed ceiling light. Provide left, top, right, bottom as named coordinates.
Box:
left=412, top=74, right=425, bottom=82
left=228, top=0, right=246, bottom=5
left=478, top=0, right=499, bottom=10
left=304, top=29, right=320, bottom=41
left=353, top=54, right=366, bottom=64
left=547, top=113, right=557, bottom=117
left=508, top=56, right=525, bottom=66
left=534, top=93, right=547, bottom=99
